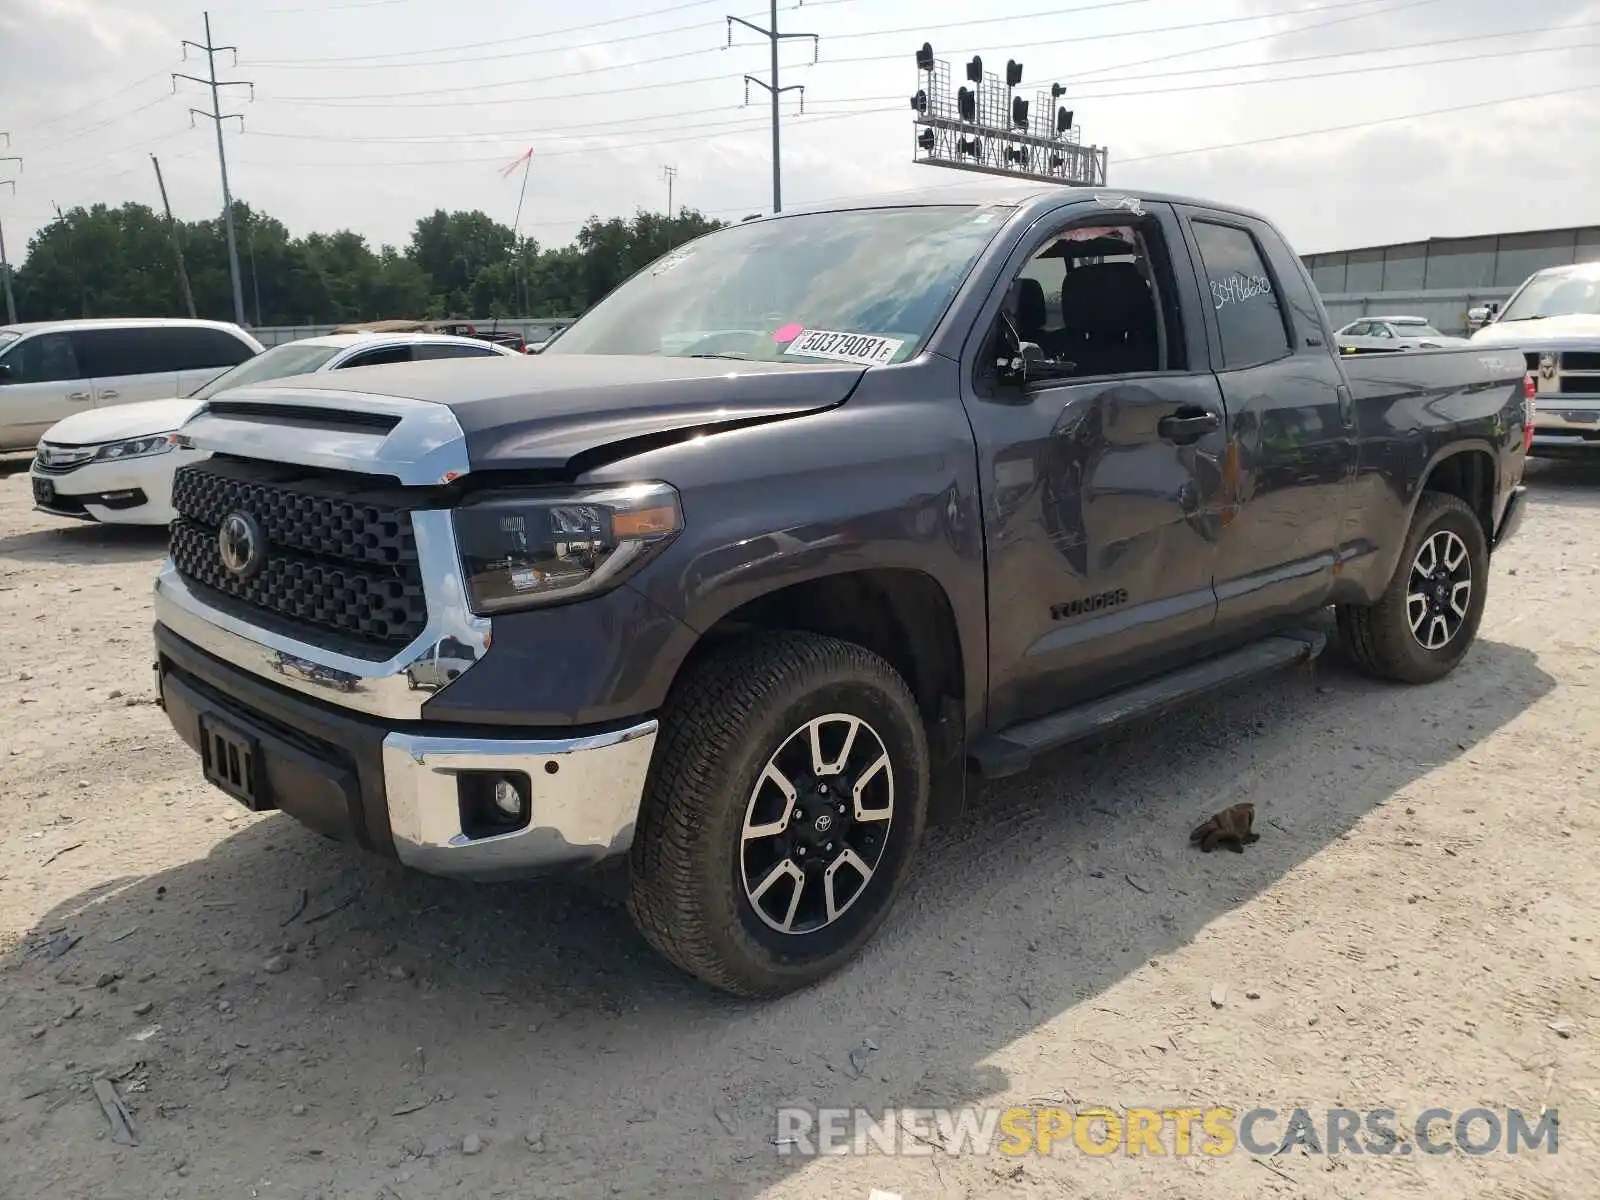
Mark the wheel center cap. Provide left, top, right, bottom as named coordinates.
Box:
left=813, top=812, right=834, bottom=833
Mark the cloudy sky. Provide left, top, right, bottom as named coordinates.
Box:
left=1, top=0, right=1596, bottom=267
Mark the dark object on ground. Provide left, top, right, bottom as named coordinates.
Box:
left=1190, top=803, right=1261, bottom=853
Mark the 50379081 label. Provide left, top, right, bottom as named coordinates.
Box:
left=782, top=329, right=906, bottom=367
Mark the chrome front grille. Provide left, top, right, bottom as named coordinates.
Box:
left=33, top=444, right=96, bottom=474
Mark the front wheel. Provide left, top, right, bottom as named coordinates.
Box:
left=1337, top=491, right=1489, bottom=684
left=627, top=632, right=929, bottom=997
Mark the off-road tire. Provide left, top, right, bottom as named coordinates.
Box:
left=627, top=631, right=929, bottom=997
left=1337, top=491, right=1489, bottom=684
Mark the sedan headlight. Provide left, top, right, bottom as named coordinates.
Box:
left=452, top=482, right=683, bottom=615
left=95, top=433, right=177, bottom=462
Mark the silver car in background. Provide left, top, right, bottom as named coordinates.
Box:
left=1334, top=315, right=1469, bottom=354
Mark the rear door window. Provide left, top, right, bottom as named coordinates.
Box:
left=412, top=343, right=501, bottom=360
left=7, top=332, right=82, bottom=383
left=165, top=327, right=255, bottom=371
left=338, top=345, right=413, bottom=369
left=1190, top=220, right=1292, bottom=368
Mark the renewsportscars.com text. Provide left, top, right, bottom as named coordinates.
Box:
left=773, top=1105, right=1559, bottom=1158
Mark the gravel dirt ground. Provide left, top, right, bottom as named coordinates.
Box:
left=0, top=455, right=1596, bottom=1200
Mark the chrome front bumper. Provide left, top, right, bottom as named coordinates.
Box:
left=155, top=620, right=660, bottom=882
left=383, top=722, right=658, bottom=881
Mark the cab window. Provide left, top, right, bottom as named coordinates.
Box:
left=1190, top=220, right=1292, bottom=368
left=997, top=218, right=1184, bottom=380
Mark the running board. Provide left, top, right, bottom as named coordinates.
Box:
left=969, top=630, right=1328, bottom=780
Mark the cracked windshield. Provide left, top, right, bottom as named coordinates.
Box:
left=544, top=205, right=1009, bottom=364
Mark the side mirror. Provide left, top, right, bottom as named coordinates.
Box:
left=997, top=341, right=1042, bottom=388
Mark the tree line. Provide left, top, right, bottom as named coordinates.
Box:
left=8, top=200, right=725, bottom=327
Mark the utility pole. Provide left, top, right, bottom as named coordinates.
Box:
left=727, top=2, right=817, bottom=213
left=53, top=202, right=88, bottom=318
left=246, top=216, right=263, bottom=326
left=660, top=165, right=677, bottom=218
left=174, top=12, right=253, bottom=327
left=150, top=154, right=197, bottom=319
left=0, top=136, right=18, bottom=324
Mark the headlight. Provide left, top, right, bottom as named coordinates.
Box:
left=452, top=482, right=683, bottom=615
left=95, top=433, right=177, bottom=461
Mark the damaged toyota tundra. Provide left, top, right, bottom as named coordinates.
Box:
left=153, top=188, right=1530, bottom=996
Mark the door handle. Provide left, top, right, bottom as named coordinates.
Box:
left=1157, top=409, right=1221, bottom=443
left=98, top=389, right=119, bottom=400
left=66, top=391, right=91, bottom=402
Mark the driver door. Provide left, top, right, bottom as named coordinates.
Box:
left=960, top=200, right=1229, bottom=731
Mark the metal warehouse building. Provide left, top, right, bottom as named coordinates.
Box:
left=1303, top=224, right=1600, bottom=336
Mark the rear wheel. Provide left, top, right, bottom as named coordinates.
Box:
left=627, top=632, right=929, bottom=997
left=1337, top=491, right=1488, bottom=683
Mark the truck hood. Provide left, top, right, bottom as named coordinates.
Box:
left=1471, top=314, right=1600, bottom=347
left=204, top=354, right=868, bottom=475
left=40, top=397, right=205, bottom=446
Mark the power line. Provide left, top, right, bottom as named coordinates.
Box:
left=794, top=77, right=1600, bottom=210
left=253, top=0, right=1427, bottom=108
left=229, top=107, right=881, bottom=170
left=225, top=33, right=1597, bottom=173
left=247, top=0, right=861, bottom=66
left=260, top=0, right=411, bottom=13
left=1071, top=39, right=1600, bottom=101
left=174, top=11, right=254, bottom=327
left=1068, top=0, right=1444, bottom=82
left=1115, top=80, right=1600, bottom=166
left=251, top=0, right=1149, bottom=73
left=6, top=68, right=177, bottom=136
left=231, top=20, right=1597, bottom=151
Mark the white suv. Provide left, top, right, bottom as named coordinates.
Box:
left=0, top=318, right=262, bottom=452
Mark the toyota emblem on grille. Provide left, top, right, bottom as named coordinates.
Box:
left=217, top=511, right=266, bottom=580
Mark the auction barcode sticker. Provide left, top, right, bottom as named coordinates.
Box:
left=783, top=329, right=905, bottom=367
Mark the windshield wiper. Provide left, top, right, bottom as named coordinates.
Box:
left=682, top=352, right=751, bottom=360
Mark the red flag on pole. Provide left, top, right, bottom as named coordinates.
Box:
left=499, top=147, right=534, bottom=178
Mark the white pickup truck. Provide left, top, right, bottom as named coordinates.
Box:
left=1471, top=261, right=1600, bottom=457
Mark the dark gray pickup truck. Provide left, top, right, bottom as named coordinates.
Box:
left=152, top=186, right=1530, bottom=996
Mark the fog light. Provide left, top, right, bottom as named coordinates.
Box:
left=492, top=777, right=525, bottom=819
left=457, top=770, right=534, bottom=840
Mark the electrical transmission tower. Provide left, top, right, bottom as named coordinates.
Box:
left=173, top=12, right=254, bottom=327
left=727, top=2, right=817, bottom=214
left=0, top=134, right=19, bottom=324
left=660, top=165, right=677, bottom=218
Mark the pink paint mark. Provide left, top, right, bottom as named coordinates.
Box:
left=772, top=323, right=804, bottom=344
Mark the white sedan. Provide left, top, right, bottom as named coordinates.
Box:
left=1333, top=315, right=1469, bottom=354
left=29, top=331, right=517, bottom=525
